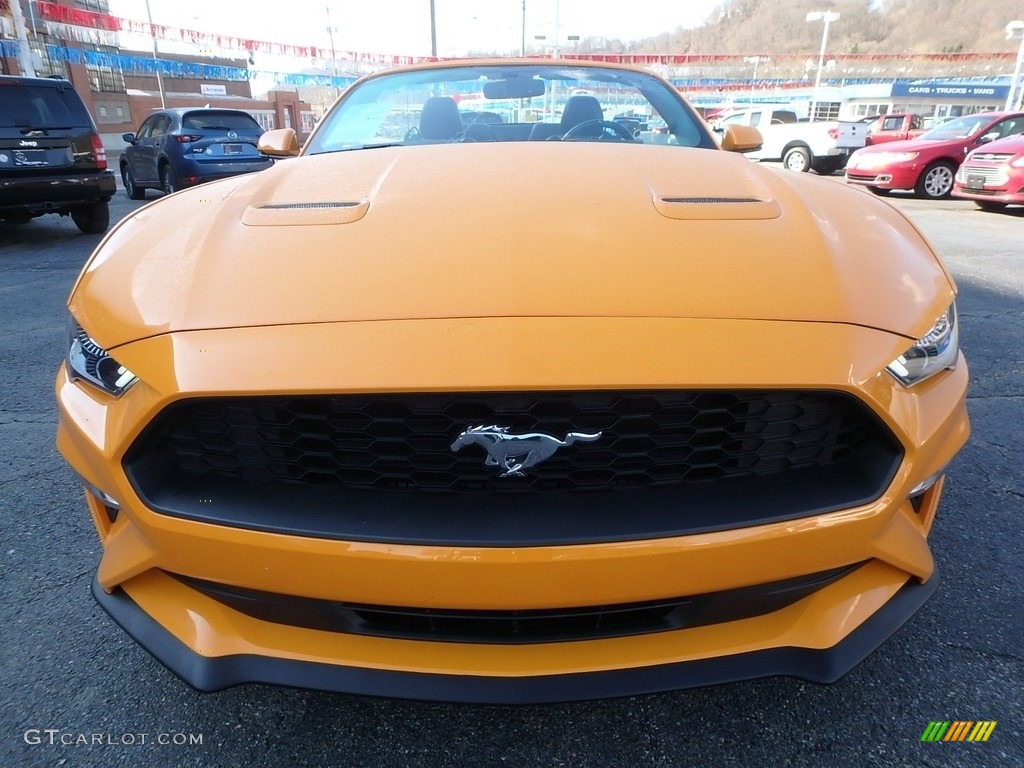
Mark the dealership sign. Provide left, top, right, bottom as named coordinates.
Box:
left=892, top=82, right=1010, bottom=99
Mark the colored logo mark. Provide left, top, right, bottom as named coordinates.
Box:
left=921, top=721, right=997, bottom=742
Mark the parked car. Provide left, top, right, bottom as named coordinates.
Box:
left=845, top=111, right=1024, bottom=199
left=0, top=75, right=115, bottom=234
left=952, top=133, right=1024, bottom=210
left=119, top=108, right=271, bottom=198
left=713, top=105, right=863, bottom=174
left=59, top=59, right=968, bottom=704
left=864, top=112, right=927, bottom=146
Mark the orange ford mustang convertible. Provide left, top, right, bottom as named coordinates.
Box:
left=56, top=60, right=969, bottom=703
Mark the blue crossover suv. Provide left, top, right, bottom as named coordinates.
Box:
left=120, top=108, right=272, bottom=198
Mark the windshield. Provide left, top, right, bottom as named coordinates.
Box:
left=919, top=115, right=993, bottom=141
left=304, top=63, right=715, bottom=154
left=0, top=83, right=91, bottom=128
left=182, top=111, right=262, bottom=132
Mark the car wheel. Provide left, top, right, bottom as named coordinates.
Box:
left=122, top=164, right=146, bottom=200
left=160, top=165, right=179, bottom=195
left=868, top=187, right=891, bottom=196
left=915, top=161, right=955, bottom=199
left=782, top=146, right=812, bottom=172
left=812, top=157, right=843, bottom=175
left=70, top=202, right=110, bottom=235
left=975, top=201, right=1007, bottom=211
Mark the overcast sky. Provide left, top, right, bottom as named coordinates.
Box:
left=110, top=0, right=723, bottom=58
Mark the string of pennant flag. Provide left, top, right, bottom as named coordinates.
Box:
left=0, top=38, right=356, bottom=88
left=8, top=1, right=1015, bottom=68
left=31, top=0, right=437, bottom=65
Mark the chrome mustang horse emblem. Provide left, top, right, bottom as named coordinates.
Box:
left=450, top=425, right=603, bottom=478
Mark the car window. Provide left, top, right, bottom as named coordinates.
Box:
left=136, top=116, right=156, bottom=140
left=920, top=115, right=992, bottom=141
left=994, top=118, right=1024, bottom=139
left=0, top=83, right=91, bottom=128
left=718, top=114, right=747, bottom=127
left=150, top=115, right=171, bottom=138
left=304, top=63, right=714, bottom=153
left=182, top=111, right=262, bottom=131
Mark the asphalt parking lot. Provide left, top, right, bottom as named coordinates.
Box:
left=1, top=174, right=1021, bottom=768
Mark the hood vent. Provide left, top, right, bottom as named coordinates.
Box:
left=242, top=200, right=369, bottom=226
left=662, top=197, right=763, bottom=204
left=260, top=202, right=361, bottom=210
left=654, top=195, right=781, bottom=221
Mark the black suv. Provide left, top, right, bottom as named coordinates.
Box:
left=0, top=75, right=116, bottom=234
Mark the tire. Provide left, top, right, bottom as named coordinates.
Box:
left=868, top=187, right=891, bottom=196
left=160, top=164, right=179, bottom=195
left=812, top=157, right=844, bottom=175
left=975, top=201, right=1007, bottom=211
left=914, top=161, right=955, bottom=199
left=70, top=202, right=110, bottom=235
left=782, top=146, right=812, bottom=172
left=122, top=163, right=146, bottom=200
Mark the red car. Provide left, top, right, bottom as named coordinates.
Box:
left=953, top=134, right=1024, bottom=211
left=845, top=111, right=1024, bottom=199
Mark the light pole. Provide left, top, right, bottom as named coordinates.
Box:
left=806, top=11, right=839, bottom=122
left=325, top=6, right=340, bottom=99
left=744, top=55, right=768, bottom=95
left=143, top=0, right=166, bottom=108
left=429, top=0, right=437, bottom=57
left=1006, top=20, right=1024, bottom=111
left=521, top=0, right=526, bottom=57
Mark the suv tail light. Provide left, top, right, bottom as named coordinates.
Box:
left=827, top=127, right=839, bottom=140
left=174, top=134, right=204, bottom=143
left=90, top=134, right=107, bottom=170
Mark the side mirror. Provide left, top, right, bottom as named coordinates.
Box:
left=976, top=131, right=999, bottom=145
left=258, top=128, right=300, bottom=158
left=121, top=133, right=137, bottom=144
left=720, top=124, right=763, bottom=153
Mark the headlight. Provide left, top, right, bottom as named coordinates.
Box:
left=886, top=304, right=959, bottom=387
left=879, top=151, right=919, bottom=164
left=66, top=316, right=138, bottom=396
left=1011, top=155, right=1024, bottom=168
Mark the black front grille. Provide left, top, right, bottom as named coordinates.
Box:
left=124, top=390, right=902, bottom=545
left=177, top=563, right=862, bottom=645
left=130, top=390, right=880, bottom=493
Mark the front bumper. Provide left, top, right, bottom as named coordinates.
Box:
left=57, top=317, right=970, bottom=702
left=94, top=568, right=939, bottom=703
left=952, top=182, right=1024, bottom=205
left=845, top=164, right=919, bottom=191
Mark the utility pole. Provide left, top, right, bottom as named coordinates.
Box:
left=10, top=0, right=37, bottom=77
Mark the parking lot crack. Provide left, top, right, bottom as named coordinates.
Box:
left=940, top=642, right=1024, bottom=666
left=0, top=412, right=54, bottom=426
left=24, top=568, right=93, bottom=600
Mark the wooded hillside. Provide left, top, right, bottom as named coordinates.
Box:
left=590, top=0, right=1024, bottom=55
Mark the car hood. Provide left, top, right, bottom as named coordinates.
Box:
left=72, top=144, right=954, bottom=348
left=853, top=136, right=967, bottom=155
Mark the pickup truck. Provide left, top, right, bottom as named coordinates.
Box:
left=712, top=106, right=865, bottom=174
left=864, top=113, right=926, bottom=146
